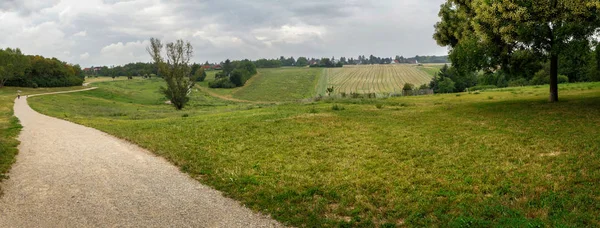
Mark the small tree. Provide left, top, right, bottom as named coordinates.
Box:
left=147, top=38, right=197, bottom=110
left=195, top=68, right=207, bottom=82
left=403, top=83, right=414, bottom=91
left=438, top=77, right=456, bottom=93
left=326, top=86, right=334, bottom=96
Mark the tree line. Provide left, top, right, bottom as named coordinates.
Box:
left=0, top=48, right=84, bottom=88
left=253, top=55, right=449, bottom=68
left=433, top=0, right=600, bottom=101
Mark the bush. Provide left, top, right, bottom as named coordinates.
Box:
left=508, top=78, right=529, bottom=87
left=531, top=69, right=549, bottom=85
left=375, top=104, right=384, bottom=109
left=438, top=77, right=456, bottom=93
left=332, top=104, right=345, bottom=111
left=468, top=85, right=497, bottom=91
left=403, top=83, right=415, bottom=91
left=195, top=69, right=207, bottom=82
left=209, top=78, right=236, bottom=88
left=419, top=84, right=429, bottom=90
left=558, top=75, right=569, bottom=84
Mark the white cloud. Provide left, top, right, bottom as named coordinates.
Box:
left=252, top=24, right=326, bottom=46
left=73, top=30, right=87, bottom=37
left=80, top=52, right=90, bottom=59
left=100, top=40, right=151, bottom=63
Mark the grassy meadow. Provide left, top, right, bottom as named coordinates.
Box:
left=27, top=78, right=600, bottom=227
left=0, top=86, right=84, bottom=194
left=199, top=68, right=322, bottom=102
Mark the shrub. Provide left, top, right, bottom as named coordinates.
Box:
left=375, top=104, right=384, bottom=109
left=469, top=85, right=497, bottom=91
left=209, top=79, right=236, bottom=88
left=531, top=70, right=549, bottom=85
left=195, top=69, right=207, bottom=82
left=508, top=78, right=529, bottom=87
left=438, top=77, right=456, bottom=93
left=332, top=104, right=345, bottom=111
left=558, top=75, right=569, bottom=84
left=403, top=83, right=415, bottom=91
left=419, top=84, right=429, bottom=90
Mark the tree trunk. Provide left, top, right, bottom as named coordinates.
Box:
left=549, top=54, right=559, bottom=102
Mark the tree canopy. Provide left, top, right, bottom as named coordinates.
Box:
left=434, top=0, right=600, bottom=102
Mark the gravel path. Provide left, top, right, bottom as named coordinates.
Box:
left=0, top=89, right=282, bottom=227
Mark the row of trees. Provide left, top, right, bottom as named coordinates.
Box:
left=433, top=0, right=600, bottom=102
left=253, top=55, right=449, bottom=68
left=0, top=48, right=84, bottom=88
left=209, top=59, right=257, bottom=88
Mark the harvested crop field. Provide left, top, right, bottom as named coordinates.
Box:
left=323, top=65, right=433, bottom=94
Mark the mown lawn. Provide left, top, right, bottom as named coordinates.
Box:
left=0, top=86, right=83, bottom=194
left=29, top=81, right=600, bottom=227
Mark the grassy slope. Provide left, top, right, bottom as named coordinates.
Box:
left=199, top=68, right=322, bottom=102
left=29, top=81, right=600, bottom=227
left=417, top=64, right=446, bottom=77
left=0, top=86, right=84, bottom=193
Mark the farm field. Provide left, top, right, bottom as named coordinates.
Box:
left=28, top=79, right=600, bottom=227
left=417, top=64, right=447, bottom=77
left=199, top=68, right=322, bottom=102
left=323, top=65, right=433, bottom=95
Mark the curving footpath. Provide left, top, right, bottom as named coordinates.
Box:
left=0, top=89, right=281, bottom=227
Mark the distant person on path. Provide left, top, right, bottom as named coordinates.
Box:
left=17, top=93, right=21, bottom=99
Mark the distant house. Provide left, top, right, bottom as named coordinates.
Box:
left=393, top=60, right=400, bottom=64
left=202, top=65, right=212, bottom=70
left=213, top=65, right=222, bottom=70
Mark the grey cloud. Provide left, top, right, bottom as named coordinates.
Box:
left=0, top=0, right=60, bottom=15
left=0, top=0, right=448, bottom=66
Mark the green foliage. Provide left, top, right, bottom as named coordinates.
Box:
left=331, top=104, right=345, bottom=111
left=469, top=85, right=497, bottom=91
left=438, top=77, right=456, bottom=93
left=147, top=38, right=197, bottom=110
left=435, top=0, right=600, bottom=101
left=195, top=68, right=207, bottom=82
left=208, top=78, right=236, bottom=88
left=403, top=83, right=415, bottom=91
left=507, top=78, right=529, bottom=87
left=209, top=59, right=257, bottom=88
left=296, top=57, right=309, bottom=67
left=558, top=75, right=569, bottom=84
left=0, top=48, right=83, bottom=88
left=254, top=58, right=282, bottom=68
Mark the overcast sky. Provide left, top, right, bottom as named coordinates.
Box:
left=0, top=0, right=448, bottom=67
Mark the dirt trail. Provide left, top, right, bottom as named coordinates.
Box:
left=0, top=89, right=281, bottom=227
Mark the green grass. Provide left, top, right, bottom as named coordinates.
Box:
left=417, top=64, right=446, bottom=77
left=28, top=81, right=600, bottom=227
left=0, top=86, right=84, bottom=194
left=199, top=68, right=322, bottom=102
